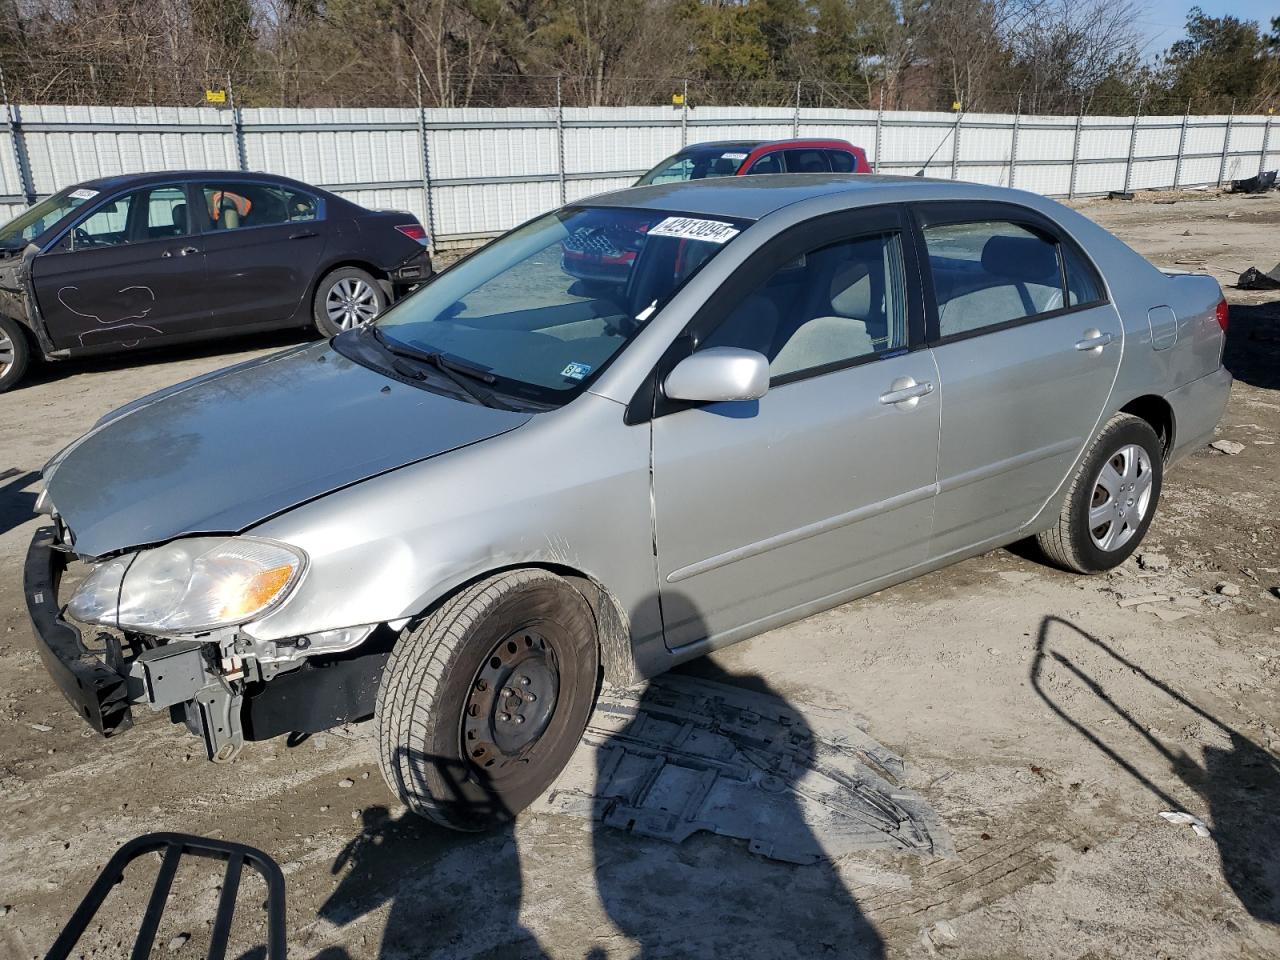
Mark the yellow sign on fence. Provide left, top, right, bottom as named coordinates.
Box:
left=205, top=89, right=227, bottom=104
left=672, top=93, right=685, bottom=107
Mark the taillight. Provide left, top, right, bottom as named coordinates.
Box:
left=1215, top=297, right=1228, bottom=333
left=395, top=223, right=429, bottom=245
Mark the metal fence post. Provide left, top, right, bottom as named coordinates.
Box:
left=1218, top=100, right=1235, bottom=187
left=950, top=111, right=962, bottom=181
left=1173, top=99, right=1189, bottom=189
left=415, top=74, right=437, bottom=246
left=792, top=80, right=801, bottom=138
left=555, top=76, right=567, bottom=206
left=1123, top=91, right=1144, bottom=194
left=1008, top=94, right=1021, bottom=189
left=1260, top=112, right=1273, bottom=175
left=681, top=78, right=689, bottom=147
left=874, top=88, right=883, bottom=172
left=0, top=64, right=35, bottom=205
left=1068, top=103, right=1083, bottom=199
left=226, top=74, right=248, bottom=172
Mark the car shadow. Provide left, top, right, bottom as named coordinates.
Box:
left=313, top=593, right=886, bottom=957
left=0, top=467, right=40, bottom=536
left=1030, top=615, right=1280, bottom=923
left=1222, top=299, right=1280, bottom=391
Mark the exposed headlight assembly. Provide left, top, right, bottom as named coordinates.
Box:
left=66, top=538, right=306, bottom=635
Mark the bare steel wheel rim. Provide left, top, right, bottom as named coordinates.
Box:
left=325, top=277, right=380, bottom=330
left=1089, top=443, right=1153, bottom=552
left=0, top=327, right=12, bottom=376
left=462, top=628, right=561, bottom=777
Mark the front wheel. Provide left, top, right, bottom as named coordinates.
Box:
left=312, top=267, right=387, bottom=338
left=1037, top=413, right=1164, bottom=574
left=376, top=570, right=600, bottom=831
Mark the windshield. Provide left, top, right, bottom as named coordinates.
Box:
left=373, top=205, right=748, bottom=404
left=0, top=187, right=97, bottom=248
left=636, top=148, right=753, bottom=186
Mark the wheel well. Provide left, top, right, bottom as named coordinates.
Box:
left=416, top=563, right=637, bottom=689
left=1119, top=395, right=1175, bottom=458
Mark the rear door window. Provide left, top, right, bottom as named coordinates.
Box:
left=923, top=221, right=1064, bottom=338
left=828, top=151, right=856, bottom=173
left=782, top=150, right=831, bottom=174
left=198, top=182, right=319, bottom=231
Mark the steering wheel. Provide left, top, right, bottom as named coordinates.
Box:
left=73, top=227, right=97, bottom=249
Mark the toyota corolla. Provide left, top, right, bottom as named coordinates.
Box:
left=26, top=174, right=1231, bottom=830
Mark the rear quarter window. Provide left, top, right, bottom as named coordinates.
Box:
left=828, top=151, right=856, bottom=173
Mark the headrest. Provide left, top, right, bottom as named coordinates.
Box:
left=171, top=203, right=186, bottom=229
left=980, top=234, right=1060, bottom=284
left=829, top=261, right=872, bottom=318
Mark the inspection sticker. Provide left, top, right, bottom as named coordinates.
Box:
left=721, top=152, right=748, bottom=160
left=561, top=361, right=592, bottom=380
left=69, top=188, right=99, bottom=200
left=648, top=216, right=740, bottom=244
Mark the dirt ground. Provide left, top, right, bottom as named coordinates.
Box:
left=1, top=189, right=1279, bottom=960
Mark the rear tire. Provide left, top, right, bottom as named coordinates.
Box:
left=1037, top=413, right=1163, bottom=574
left=0, top=314, right=31, bottom=393
left=312, top=266, right=387, bottom=338
left=376, top=569, right=599, bottom=831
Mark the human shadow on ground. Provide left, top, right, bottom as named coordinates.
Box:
left=316, top=750, right=548, bottom=959
left=1031, top=615, right=1280, bottom=922
left=588, top=592, right=885, bottom=958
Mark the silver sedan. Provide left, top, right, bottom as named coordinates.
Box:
left=27, top=175, right=1231, bottom=829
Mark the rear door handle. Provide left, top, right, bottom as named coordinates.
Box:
left=1075, top=330, right=1113, bottom=351
left=879, top=378, right=934, bottom=407
left=289, top=230, right=318, bottom=240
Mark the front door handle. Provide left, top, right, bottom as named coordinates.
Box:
left=179, top=245, right=200, bottom=256
left=289, top=230, right=318, bottom=240
left=879, top=377, right=934, bottom=407
left=1075, top=330, right=1113, bottom=352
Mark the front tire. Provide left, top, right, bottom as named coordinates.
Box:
left=312, top=266, right=387, bottom=338
left=0, top=314, right=31, bottom=393
left=1037, top=413, right=1163, bottom=574
left=376, top=570, right=600, bottom=831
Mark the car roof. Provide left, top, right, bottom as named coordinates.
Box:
left=675, top=138, right=856, bottom=154
left=585, top=173, right=1023, bottom=221
left=70, top=169, right=341, bottom=199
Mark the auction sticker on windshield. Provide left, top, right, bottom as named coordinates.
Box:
left=648, top=217, right=741, bottom=244
left=69, top=188, right=99, bottom=201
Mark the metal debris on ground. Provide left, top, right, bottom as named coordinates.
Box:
left=1237, top=264, right=1280, bottom=291
left=1231, top=171, right=1276, bottom=194
left=541, top=675, right=953, bottom=865
left=1158, top=810, right=1211, bottom=838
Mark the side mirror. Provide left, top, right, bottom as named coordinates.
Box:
left=663, top=346, right=770, bottom=403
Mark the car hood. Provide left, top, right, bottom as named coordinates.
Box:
left=45, top=341, right=533, bottom=558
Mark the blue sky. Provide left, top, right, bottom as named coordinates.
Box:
left=1135, top=0, right=1276, bottom=56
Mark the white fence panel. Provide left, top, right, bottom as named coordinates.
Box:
left=0, top=101, right=1275, bottom=242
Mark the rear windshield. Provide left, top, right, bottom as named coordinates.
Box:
left=0, top=188, right=96, bottom=249
left=374, top=205, right=749, bottom=404
left=637, top=148, right=753, bottom=185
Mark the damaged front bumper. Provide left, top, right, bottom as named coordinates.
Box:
left=25, top=525, right=388, bottom=760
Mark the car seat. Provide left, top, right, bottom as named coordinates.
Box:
left=936, top=234, right=1062, bottom=336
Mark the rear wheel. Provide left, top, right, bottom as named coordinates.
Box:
left=376, top=569, right=599, bottom=831
left=1037, top=413, right=1163, bottom=574
left=0, top=314, right=31, bottom=393
left=312, top=266, right=387, bottom=338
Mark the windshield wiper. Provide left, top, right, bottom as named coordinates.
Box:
left=369, top=328, right=514, bottom=410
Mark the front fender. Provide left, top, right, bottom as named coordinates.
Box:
left=243, top=393, right=659, bottom=677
